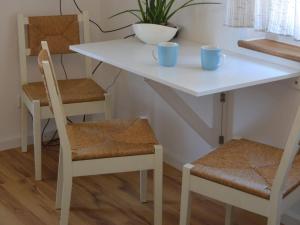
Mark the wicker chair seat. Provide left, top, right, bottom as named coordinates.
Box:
left=22, top=78, right=106, bottom=106
left=66, top=119, right=158, bottom=161
left=191, top=139, right=300, bottom=199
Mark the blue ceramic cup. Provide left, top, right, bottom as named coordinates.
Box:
left=201, top=46, right=226, bottom=71
left=153, top=42, right=179, bottom=67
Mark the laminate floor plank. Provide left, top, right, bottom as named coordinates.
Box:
left=0, top=147, right=267, bottom=225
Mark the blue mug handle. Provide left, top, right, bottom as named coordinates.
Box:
left=152, top=49, right=158, bottom=63
left=218, top=53, right=226, bottom=67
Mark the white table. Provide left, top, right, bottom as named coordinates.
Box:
left=70, top=38, right=300, bottom=146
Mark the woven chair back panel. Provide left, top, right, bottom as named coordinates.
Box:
left=28, top=15, right=80, bottom=56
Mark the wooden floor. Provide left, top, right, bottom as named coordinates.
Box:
left=0, top=146, right=267, bottom=225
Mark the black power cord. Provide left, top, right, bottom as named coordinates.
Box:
left=72, top=0, right=133, bottom=33
left=92, top=61, right=103, bottom=75
left=42, top=120, right=59, bottom=147
left=41, top=0, right=71, bottom=147
left=59, top=0, right=68, bottom=79
left=59, top=0, right=63, bottom=15
left=73, top=0, right=134, bottom=76
left=60, top=54, right=68, bottom=79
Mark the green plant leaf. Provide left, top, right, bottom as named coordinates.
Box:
left=155, top=0, right=167, bottom=24
left=138, top=0, right=147, bottom=22
left=162, top=0, right=176, bottom=23
left=129, top=11, right=143, bottom=21
left=145, top=0, right=154, bottom=22
left=150, top=0, right=155, bottom=11
left=110, top=0, right=221, bottom=25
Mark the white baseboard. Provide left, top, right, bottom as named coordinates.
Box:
left=0, top=136, right=23, bottom=151
left=0, top=130, right=57, bottom=151
left=282, top=213, right=300, bottom=225
left=282, top=206, right=300, bottom=225
left=164, top=150, right=184, bottom=171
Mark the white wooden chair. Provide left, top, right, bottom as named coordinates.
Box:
left=38, top=49, right=163, bottom=225
left=18, top=11, right=111, bottom=181
left=179, top=114, right=300, bottom=225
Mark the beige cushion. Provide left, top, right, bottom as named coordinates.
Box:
left=22, top=78, right=106, bottom=106
left=66, top=119, right=158, bottom=161
left=191, top=139, right=300, bottom=199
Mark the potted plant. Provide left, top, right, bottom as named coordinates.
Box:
left=110, top=0, right=220, bottom=44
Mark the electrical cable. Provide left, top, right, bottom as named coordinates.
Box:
left=72, top=0, right=133, bottom=106
left=42, top=0, right=130, bottom=147
left=41, top=119, right=51, bottom=147
left=41, top=119, right=60, bottom=147
left=73, top=0, right=133, bottom=33
left=88, top=19, right=133, bottom=34
left=92, top=61, right=103, bottom=75
left=105, top=69, right=122, bottom=92
left=124, top=34, right=135, bottom=39
left=73, top=0, right=133, bottom=76
left=60, top=54, right=68, bottom=79
left=41, top=0, right=71, bottom=147
left=220, top=101, right=224, bottom=137
left=67, top=118, right=74, bottom=124
left=44, top=131, right=59, bottom=147
left=59, top=0, right=63, bottom=15
left=59, top=0, right=68, bottom=79
left=219, top=93, right=226, bottom=145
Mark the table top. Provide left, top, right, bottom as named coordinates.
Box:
left=70, top=38, right=300, bottom=97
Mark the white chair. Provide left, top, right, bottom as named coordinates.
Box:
left=38, top=48, right=163, bottom=225
left=18, top=11, right=111, bottom=180
left=179, top=118, right=300, bottom=224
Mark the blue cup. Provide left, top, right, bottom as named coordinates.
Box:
left=153, top=42, right=179, bottom=67
left=201, top=46, right=226, bottom=71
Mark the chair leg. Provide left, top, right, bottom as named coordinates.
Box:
left=56, top=148, right=63, bottom=209
left=225, top=205, right=233, bottom=225
left=179, top=164, right=193, bottom=225
left=267, top=204, right=281, bottom=225
left=21, top=99, right=28, bottom=153
left=104, top=93, right=112, bottom=120
left=140, top=170, right=148, bottom=203
left=267, top=215, right=281, bottom=225
left=154, top=145, right=163, bottom=225
left=33, top=101, right=42, bottom=181
left=59, top=174, right=73, bottom=225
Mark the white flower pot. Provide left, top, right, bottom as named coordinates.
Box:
left=132, top=23, right=178, bottom=45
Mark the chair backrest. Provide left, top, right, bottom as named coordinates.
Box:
left=271, top=107, right=300, bottom=201
left=18, top=11, right=92, bottom=85
left=40, top=41, right=63, bottom=101
left=38, top=48, right=72, bottom=163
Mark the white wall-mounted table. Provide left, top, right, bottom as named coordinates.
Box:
left=70, top=38, right=300, bottom=146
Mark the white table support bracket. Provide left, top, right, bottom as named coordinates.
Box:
left=145, top=79, right=225, bottom=148
left=292, top=77, right=300, bottom=91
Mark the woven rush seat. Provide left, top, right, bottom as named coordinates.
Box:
left=66, top=119, right=158, bottom=161
left=191, top=139, right=300, bottom=200
left=22, top=78, right=106, bottom=106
